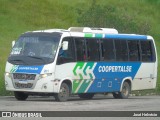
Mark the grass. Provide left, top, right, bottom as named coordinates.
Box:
left=0, top=0, right=159, bottom=95
left=132, top=89, right=160, bottom=96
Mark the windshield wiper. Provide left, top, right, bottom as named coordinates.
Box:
left=10, top=59, right=28, bottom=65
left=26, top=56, right=46, bottom=63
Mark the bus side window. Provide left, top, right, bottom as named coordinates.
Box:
left=128, top=40, right=140, bottom=61
left=75, top=38, right=86, bottom=61
left=115, top=40, right=128, bottom=61
left=102, top=39, right=115, bottom=61
left=140, top=41, right=153, bottom=62
left=86, top=38, right=100, bottom=61
left=57, top=37, right=75, bottom=64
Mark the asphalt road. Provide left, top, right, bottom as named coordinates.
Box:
left=0, top=94, right=160, bottom=120
left=0, top=94, right=160, bottom=111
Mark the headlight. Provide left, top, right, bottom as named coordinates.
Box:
left=39, top=73, right=52, bottom=79
left=5, top=72, right=12, bottom=78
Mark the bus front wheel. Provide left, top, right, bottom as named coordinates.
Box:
left=54, top=82, right=70, bottom=102
left=14, top=91, right=28, bottom=101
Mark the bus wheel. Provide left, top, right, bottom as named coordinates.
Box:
left=78, top=93, right=94, bottom=99
left=113, top=82, right=130, bottom=99
left=112, top=92, right=121, bottom=99
left=55, top=83, right=70, bottom=102
left=119, top=81, right=130, bottom=99
left=14, top=91, right=28, bottom=101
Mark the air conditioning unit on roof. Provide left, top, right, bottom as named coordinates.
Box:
left=68, top=27, right=118, bottom=34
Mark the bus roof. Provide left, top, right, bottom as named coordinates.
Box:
left=69, top=32, right=148, bottom=40
left=23, top=27, right=152, bottom=40
left=68, top=27, right=118, bottom=34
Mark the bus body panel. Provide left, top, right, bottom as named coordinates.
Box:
left=55, top=61, right=156, bottom=94
left=132, top=63, right=156, bottom=90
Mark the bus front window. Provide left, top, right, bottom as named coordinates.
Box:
left=8, top=33, right=61, bottom=65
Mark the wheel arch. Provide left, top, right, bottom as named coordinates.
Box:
left=120, top=77, right=132, bottom=92
left=58, top=78, right=72, bottom=94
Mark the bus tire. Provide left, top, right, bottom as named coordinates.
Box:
left=78, top=93, right=94, bottom=99
left=112, top=82, right=130, bottom=99
left=54, top=82, right=70, bottom=102
left=112, top=92, right=121, bottom=99
left=119, top=81, right=131, bottom=99
left=14, top=91, right=28, bottom=101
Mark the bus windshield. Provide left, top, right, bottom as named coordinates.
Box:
left=8, top=33, right=61, bottom=65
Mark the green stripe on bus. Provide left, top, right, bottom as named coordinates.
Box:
left=73, top=80, right=82, bottom=93
left=73, top=62, right=85, bottom=76
left=10, top=65, right=18, bottom=73
left=77, top=80, right=91, bottom=93
left=95, top=34, right=103, bottom=38
left=85, top=33, right=93, bottom=38
left=83, top=62, right=94, bottom=76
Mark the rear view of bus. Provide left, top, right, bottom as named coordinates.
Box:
left=4, top=27, right=158, bottom=101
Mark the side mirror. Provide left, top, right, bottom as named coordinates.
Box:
left=62, top=41, right=68, bottom=50
left=12, top=41, right=15, bottom=47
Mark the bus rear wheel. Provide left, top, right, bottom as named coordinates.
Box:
left=112, top=92, right=121, bottom=99
left=112, top=81, right=130, bottom=99
left=78, top=93, right=94, bottom=99
left=14, top=91, right=28, bottom=101
left=54, top=83, right=70, bottom=102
